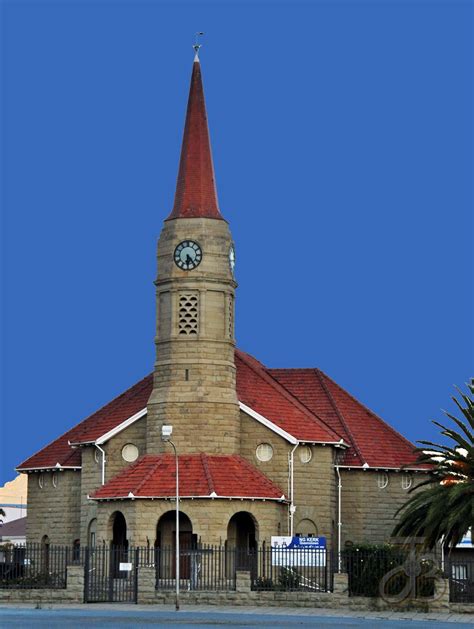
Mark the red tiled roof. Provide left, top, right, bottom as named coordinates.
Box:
left=269, top=368, right=422, bottom=469
left=236, top=350, right=344, bottom=444
left=17, top=375, right=153, bottom=470
left=91, top=454, right=285, bottom=501
left=167, top=59, right=223, bottom=221
left=17, top=350, right=422, bottom=472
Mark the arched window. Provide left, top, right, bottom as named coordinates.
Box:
left=295, top=518, right=318, bottom=537
left=377, top=472, right=389, bottom=489
left=88, top=518, right=97, bottom=548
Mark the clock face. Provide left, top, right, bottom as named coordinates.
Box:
left=174, top=240, right=202, bottom=270
left=229, top=245, right=236, bottom=274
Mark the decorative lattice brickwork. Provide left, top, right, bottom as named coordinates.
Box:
left=178, top=294, right=199, bottom=335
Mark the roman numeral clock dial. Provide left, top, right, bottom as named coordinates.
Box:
left=174, top=240, right=202, bottom=270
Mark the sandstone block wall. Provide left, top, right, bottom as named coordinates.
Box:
left=80, top=418, right=148, bottom=544
left=240, top=412, right=337, bottom=545
left=340, top=469, right=424, bottom=544
left=92, top=497, right=287, bottom=547
left=25, top=470, right=81, bottom=545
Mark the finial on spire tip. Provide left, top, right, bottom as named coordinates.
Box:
left=193, top=32, right=204, bottom=61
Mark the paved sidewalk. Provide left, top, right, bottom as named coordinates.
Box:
left=0, top=602, right=472, bottom=625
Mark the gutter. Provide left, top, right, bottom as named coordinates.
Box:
left=335, top=464, right=342, bottom=572
left=288, top=443, right=299, bottom=537
left=95, top=444, right=107, bottom=485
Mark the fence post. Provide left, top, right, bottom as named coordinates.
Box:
left=83, top=547, right=90, bottom=604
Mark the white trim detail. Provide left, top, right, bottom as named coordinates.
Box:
left=89, top=493, right=288, bottom=502
left=239, top=402, right=298, bottom=445
left=336, top=465, right=428, bottom=472
left=16, top=466, right=81, bottom=472
left=68, top=408, right=147, bottom=447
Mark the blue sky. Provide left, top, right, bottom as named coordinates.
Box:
left=1, top=0, right=472, bottom=486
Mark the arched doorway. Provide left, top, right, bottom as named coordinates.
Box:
left=109, top=511, right=128, bottom=578
left=155, top=511, right=196, bottom=579
left=227, top=512, right=258, bottom=574
left=227, top=512, right=257, bottom=550
left=295, top=518, right=318, bottom=538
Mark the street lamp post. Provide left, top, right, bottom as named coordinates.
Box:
left=161, top=425, right=179, bottom=611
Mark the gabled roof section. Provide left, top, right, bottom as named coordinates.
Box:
left=269, top=368, right=423, bottom=469
left=17, top=374, right=152, bottom=471
left=166, top=58, right=223, bottom=221
left=235, top=350, right=344, bottom=445
left=90, top=454, right=285, bottom=501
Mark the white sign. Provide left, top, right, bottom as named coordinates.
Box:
left=119, top=562, right=132, bottom=571
left=271, top=536, right=327, bottom=567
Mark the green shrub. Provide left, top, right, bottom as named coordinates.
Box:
left=278, top=566, right=300, bottom=590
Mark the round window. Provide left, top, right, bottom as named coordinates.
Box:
left=256, top=443, right=274, bottom=462
left=299, top=446, right=312, bottom=463
left=121, top=443, right=139, bottom=463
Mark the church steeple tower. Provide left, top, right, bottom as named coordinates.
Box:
left=167, top=57, right=223, bottom=221
left=147, top=55, right=240, bottom=454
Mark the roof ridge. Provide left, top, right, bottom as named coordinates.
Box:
left=318, top=369, right=418, bottom=454
left=236, top=353, right=344, bottom=443
left=200, top=453, right=216, bottom=494
left=133, top=455, right=165, bottom=495
left=234, top=455, right=285, bottom=495
left=314, top=369, right=366, bottom=466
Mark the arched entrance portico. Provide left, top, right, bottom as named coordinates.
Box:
left=155, top=511, right=196, bottom=579
left=109, top=511, right=128, bottom=578
left=227, top=512, right=258, bottom=574
left=227, top=512, right=258, bottom=551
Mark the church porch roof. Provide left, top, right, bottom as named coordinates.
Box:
left=89, top=453, right=286, bottom=501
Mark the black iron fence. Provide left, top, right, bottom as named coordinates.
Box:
left=136, top=544, right=333, bottom=592
left=1, top=542, right=472, bottom=602
left=445, top=558, right=474, bottom=603
left=0, top=543, right=70, bottom=589
left=341, top=547, right=437, bottom=599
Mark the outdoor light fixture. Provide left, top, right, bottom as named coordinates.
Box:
left=161, top=424, right=179, bottom=611
left=161, top=425, right=173, bottom=441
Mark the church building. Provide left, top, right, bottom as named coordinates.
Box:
left=17, top=53, right=426, bottom=557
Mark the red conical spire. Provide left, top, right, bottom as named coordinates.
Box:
left=166, top=56, right=223, bottom=220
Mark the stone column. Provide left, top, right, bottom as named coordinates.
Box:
left=137, top=567, right=156, bottom=604
left=431, top=577, right=450, bottom=612
left=236, top=570, right=251, bottom=593
left=332, top=572, right=349, bottom=607
left=67, top=564, right=85, bottom=603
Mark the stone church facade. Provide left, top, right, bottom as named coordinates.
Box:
left=18, top=55, right=426, bottom=556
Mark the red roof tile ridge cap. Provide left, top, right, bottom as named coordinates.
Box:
left=233, top=455, right=285, bottom=495
left=236, top=352, right=344, bottom=443
left=73, top=373, right=152, bottom=443
left=318, top=369, right=419, bottom=456
left=200, top=453, right=215, bottom=495
left=133, top=455, right=167, bottom=496
left=314, top=369, right=366, bottom=466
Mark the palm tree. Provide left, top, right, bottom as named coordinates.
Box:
left=0, top=508, right=5, bottom=524
left=393, top=380, right=474, bottom=548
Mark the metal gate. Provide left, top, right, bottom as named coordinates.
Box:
left=84, top=546, right=138, bottom=603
